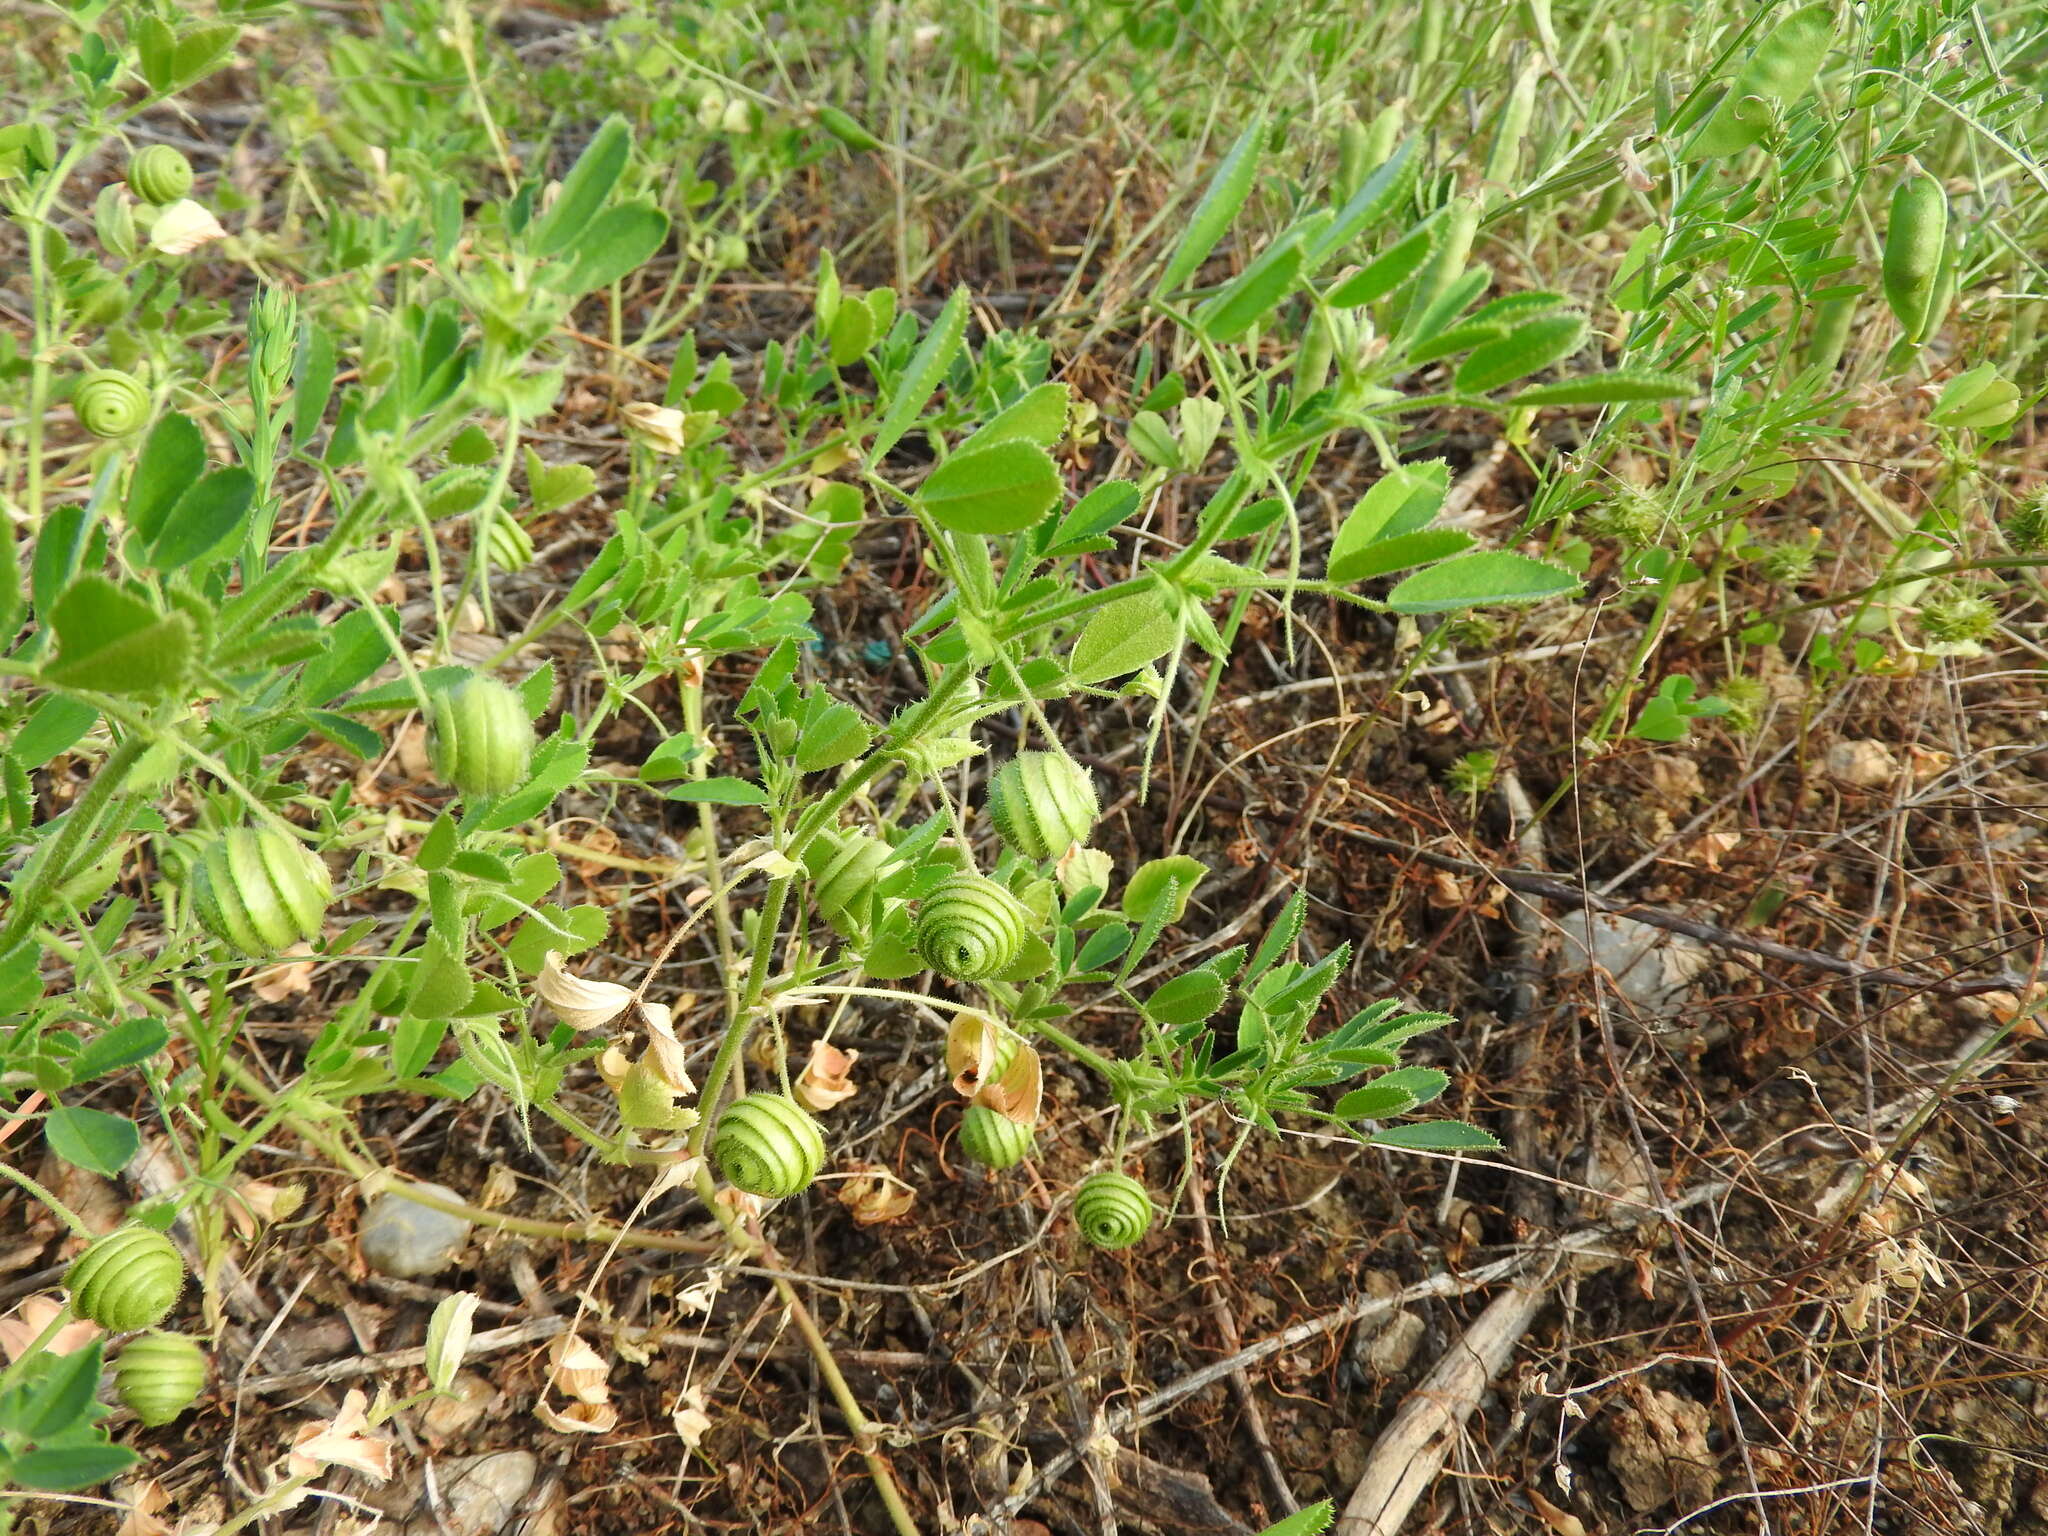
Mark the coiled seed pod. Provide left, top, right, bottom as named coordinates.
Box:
left=958, top=1104, right=1033, bottom=1170
left=187, top=826, right=332, bottom=956
left=713, top=1092, right=827, bottom=1197
left=985, top=752, right=1098, bottom=861
left=115, top=1331, right=207, bottom=1426
left=66, top=1225, right=185, bottom=1331
left=804, top=828, right=894, bottom=943
left=481, top=514, right=534, bottom=572
left=73, top=369, right=150, bottom=437
left=1073, top=1172, right=1153, bottom=1250
left=128, top=145, right=195, bottom=206
left=913, top=873, right=1032, bottom=981
left=427, top=673, right=536, bottom=798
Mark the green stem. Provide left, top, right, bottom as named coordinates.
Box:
left=0, top=1158, right=92, bottom=1238
left=0, top=732, right=147, bottom=955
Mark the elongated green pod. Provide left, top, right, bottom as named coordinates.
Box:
left=1157, top=115, right=1265, bottom=298
left=1882, top=172, right=1948, bottom=338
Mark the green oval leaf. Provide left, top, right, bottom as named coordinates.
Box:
left=1157, top=115, right=1265, bottom=297
left=1070, top=589, right=1179, bottom=684
left=869, top=287, right=969, bottom=466
left=45, top=1104, right=139, bottom=1176
left=919, top=440, right=1063, bottom=535
left=1455, top=313, right=1590, bottom=394
left=1386, top=550, right=1579, bottom=614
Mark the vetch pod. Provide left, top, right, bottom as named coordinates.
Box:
left=713, top=1092, right=827, bottom=1197
left=1073, top=1172, right=1154, bottom=1250
left=73, top=369, right=150, bottom=437
left=66, top=1225, right=185, bottom=1332
left=912, top=873, right=1032, bottom=981
left=984, top=752, right=1098, bottom=862
left=958, top=1104, right=1033, bottom=1170
left=187, top=826, right=332, bottom=956
left=428, top=673, right=537, bottom=798
left=127, top=144, right=194, bottom=206
left=1882, top=172, right=1948, bottom=339
left=115, top=1331, right=208, bottom=1425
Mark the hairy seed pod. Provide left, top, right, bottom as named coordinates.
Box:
left=985, top=753, right=1098, bottom=862
left=73, top=369, right=150, bottom=437
left=913, top=873, right=1032, bottom=981
left=1882, top=172, right=1947, bottom=339
left=714, top=1092, right=828, bottom=1197
left=66, top=1225, right=185, bottom=1332
left=1073, top=1172, right=1153, bottom=1250
left=187, top=826, right=332, bottom=956
left=804, top=828, right=894, bottom=942
left=115, top=1331, right=208, bottom=1426
left=428, top=673, right=536, bottom=798
left=128, top=144, right=195, bottom=206
left=958, top=1104, right=1033, bottom=1171
left=481, top=514, right=534, bottom=572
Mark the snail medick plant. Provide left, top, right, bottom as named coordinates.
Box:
left=1073, top=1172, right=1154, bottom=1250
left=984, top=751, right=1099, bottom=861
left=912, top=873, right=1034, bottom=981
left=64, top=1226, right=185, bottom=1333
left=126, top=143, right=193, bottom=205
left=113, top=1332, right=208, bottom=1426
left=427, top=672, right=537, bottom=798
left=958, top=1104, right=1034, bottom=1171
left=186, top=826, right=332, bottom=956
left=712, top=1092, right=829, bottom=1198
left=71, top=368, right=150, bottom=436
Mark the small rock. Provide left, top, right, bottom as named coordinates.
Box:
left=1365, top=1310, right=1427, bottom=1376
left=1555, top=912, right=1710, bottom=1021
left=1607, top=1390, right=1715, bottom=1512
left=359, top=1183, right=471, bottom=1278
left=1823, top=739, right=1899, bottom=789
left=421, top=1372, right=498, bottom=1440
left=400, top=1451, right=536, bottom=1536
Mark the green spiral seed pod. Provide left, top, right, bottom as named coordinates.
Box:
left=128, top=144, right=195, bottom=206
left=913, top=873, right=1032, bottom=981
left=985, top=753, right=1098, bottom=862
left=804, top=827, right=894, bottom=943
left=958, top=1104, right=1033, bottom=1171
left=73, top=369, right=150, bottom=437
left=481, top=514, right=534, bottom=572
left=713, top=1092, right=828, bottom=1197
left=187, top=826, right=332, bottom=956
left=66, top=1225, right=185, bottom=1332
left=427, top=673, right=536, bottom=798
left=115, top=1331, right=208, bottom=1426
left=1073, top=1172, right=1153, bottom=1250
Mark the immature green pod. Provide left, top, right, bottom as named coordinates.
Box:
left=805, top=827, right=894, bottom=943
left=187, top=826, right=332, bottom=956
left=913, top=873, right=1032, bottom=981
left=1882, top=172, right=1948, bottom=339
left=714, top=1092, right=828, bottom=1197
left=1804, top=293, right=1857, bottom=374
left=480, top=513, right=535, bottom=572
left=73, top=369, right=150, bottom=437
left=1335, top=119, right=1371, bottom=206
left=115, top=1331, right=208, bottom=1426
left=984, top=752, right=1098, bottom=862
left=427, top=674, right=536, bottom=798
left=959, top=1104, right=1033, bottom=1171
left=65, top=1225, right=185, bottom=1332
left=127, top=145, right=194, bottom=206
left=1073, top=1172, right=1153, bottom=1250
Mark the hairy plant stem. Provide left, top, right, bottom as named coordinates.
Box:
left=0, top=731, right=147, bottom=955
left=0, top=1159, right=91, bottom=1237
left=693, top=1166, right=922, bottom=1536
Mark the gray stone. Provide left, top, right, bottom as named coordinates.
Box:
left=1555, top=911, right=1710, bottom=1022
left=358, top=1183, right=471, bottom=1278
